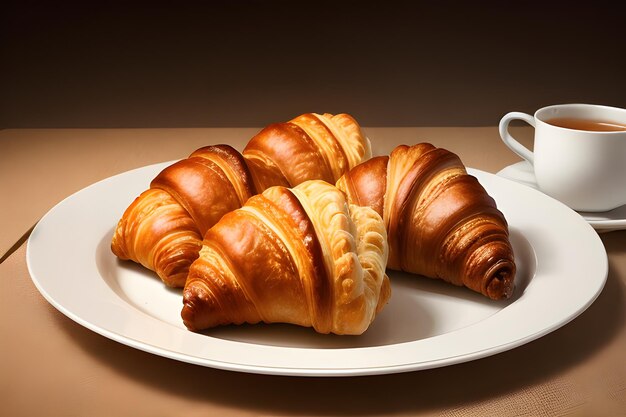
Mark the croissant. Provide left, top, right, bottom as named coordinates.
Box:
left=181, top=180, right=390, bottom=335
left=336, top=143, right=516, bottom=300
left=111, top=113, right=372, bottom=287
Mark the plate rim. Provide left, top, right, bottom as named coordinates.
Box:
left=26, top=162, right=608, bottom=376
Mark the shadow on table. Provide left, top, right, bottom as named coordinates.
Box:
left=54, top=232, right=625, bottom=415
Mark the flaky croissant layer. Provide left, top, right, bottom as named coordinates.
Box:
left=111, top=113, right=371, bottom=287
left=182, top=180, right=390, bottom=335
left=337, top=143, right=516, bottom=300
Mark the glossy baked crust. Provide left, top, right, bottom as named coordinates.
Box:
left=337, top=143, right=516, bottom=300
left=181, top=180, right=390, bottom=335
left=111, top=113, right=371, bottom=287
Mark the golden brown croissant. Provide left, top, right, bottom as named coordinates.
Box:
left=182, top=180, right=390, bottom=335
left=111, top=113, right=371, bottom=287
left=336, top=143, right=516, bottom=300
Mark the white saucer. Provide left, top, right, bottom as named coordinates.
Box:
left=497, top=161, right=626, bottom=233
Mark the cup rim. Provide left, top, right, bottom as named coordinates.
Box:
left=535, top=103, right=626, bottom=134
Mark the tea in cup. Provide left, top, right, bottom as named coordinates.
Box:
left=499, top=103, right=626, bottom=212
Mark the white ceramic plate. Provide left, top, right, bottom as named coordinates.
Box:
left=498, top=161, right=626, bottom=232
left=27, top=162, right=608, bottom=376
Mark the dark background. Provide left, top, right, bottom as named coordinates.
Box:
left=2, top=0, right=625, bottom=128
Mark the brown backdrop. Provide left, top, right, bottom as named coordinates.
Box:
left=2, top=0, right=625, bottom=128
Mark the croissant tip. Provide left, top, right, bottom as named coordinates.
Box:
left=181, top=302, right=198, bottom=331
left=485, top=265, right=516, bottom=300
left=181, top=286, right=224, bottom=331
left=181, top=289, right=201, bottom=331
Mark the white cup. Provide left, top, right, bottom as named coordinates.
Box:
left=499, top=103, right=626, bottom=212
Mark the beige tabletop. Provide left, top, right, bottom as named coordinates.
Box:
left=1, top=126, right=624, bottom=416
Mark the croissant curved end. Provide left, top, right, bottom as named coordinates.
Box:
left=181, top=288, right=203, bottom=331
left=483, top=260, right=516, bottom=300
left=181, top=287, right=216, bottom=332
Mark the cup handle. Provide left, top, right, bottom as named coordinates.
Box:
left=499, top=112, right=535, bottom=165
